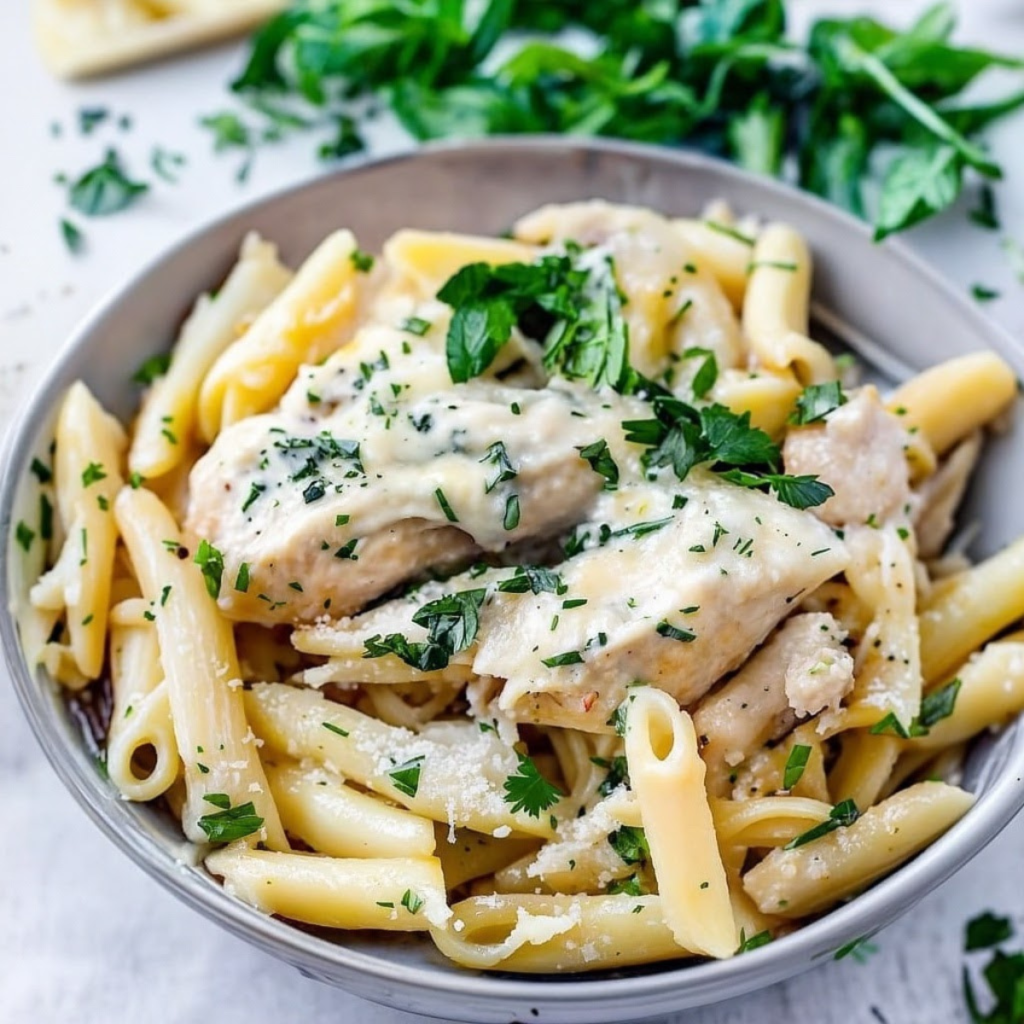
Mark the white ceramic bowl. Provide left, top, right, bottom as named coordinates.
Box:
left=4, top=138, right=1024, bottom=1024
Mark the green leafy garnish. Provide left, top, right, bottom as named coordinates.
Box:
left=363, top=588, right=486, bottom=672
left=15, top=521, right=35, bottom=552
left=576, top=440, right=619, bottom=490
left=608, top=825, right=650, bottom=865
left=197, top=797, right=264, bottom=843
left=623, top=397, right=833, bottom=510
left=496, top=566, right=563, bottom=595
left=737, top=929, right=773, bottom=954
left=785, top=799, right=860, bottom=849
left=966, top=913, right=1014, bottom=952
left=503, top=752, right=563, bottom=818
left=783, top=744, right=812, bottom=790
left=133, top=353, right=171, bottom=386
left=81, top=462, right=107, bottom=488
left=790, top=381, right=847, bottom=425
left=437, top=250, right=627, bottom=390
left=388, top=756, right=425, bottom=798
left=219, top=0, right=1024, bottom=239
left=194, top=539, right=225, bottom=599
left=60, top=218, right=84, bottom=254
left=68, top=149, right=148, bottom=217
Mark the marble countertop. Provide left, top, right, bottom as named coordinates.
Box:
left=2, top=2, right=1024, bottom=1022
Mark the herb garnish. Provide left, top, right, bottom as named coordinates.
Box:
left=68, top=149, right=148, bottom=217
left=194, top=539, right=225, bottom=599
left=790, top=381, right=847, bottom=425
left=783, top=744, right=812, bottom=790
left=388, top=755, right=425, bottom=798
left=364, top=588, right=486, bottom=672
left=197, top=795, right=264, bottom=843
left=133, top=353, right=171, bottom=386
left=576, top=439, right=619, bottom=490
left=608, top=825, right=650, bottom=865
left=503, top=752, right=562, bottom=818
left=222, top=2, right=1024, bottom=238
left=785, top=799, right=860, bottom=849
left=623, top=398, right=833, bottom=510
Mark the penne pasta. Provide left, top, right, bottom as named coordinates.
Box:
left=114, top=486, right=287, bottom=849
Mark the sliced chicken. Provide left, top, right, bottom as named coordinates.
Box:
left=296, top=473, right=849, bottom=730
left=782, top=386, right=913, bottom=528
left=186, top=323, right=651, bottom=625
left=692, top=613, right=853, bottom=797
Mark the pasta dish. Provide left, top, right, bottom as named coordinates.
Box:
left=13, top=200, right=1024, bottom=972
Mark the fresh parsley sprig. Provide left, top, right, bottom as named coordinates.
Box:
left=503, top=752, right=563, bottom=818
left=622, top=396, right=834, bottom=510
left=221, top=0, right=1024, bottom=238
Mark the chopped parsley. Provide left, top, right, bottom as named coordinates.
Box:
left=434, top=487, right=458, bottom=522
left=81, top=462, right=106, bottom=488
left=401, top=889, right=425, bottom=914
left=350, top=249, right=374, bottom=272
left=241, top=482, right=265, bottom=513
left=503, top=494, right=521, bottom=530
left=623, top=398, right=833, bottom=510
left=15, top=521, right=35, bottom=552
left=480, top=441, right=517, bottom=492
left=133, top=353, right=171, bottom=386
left=234, top=562, right=251, bottom=593
left=364, top=588, right=486, bottom=672
left=576, top=439, right=619, bottom=490
left=966, top=912, right=1014, bottom=951
left=61, top=218, right=84, bottom=254
left=323, top=721, right=350, bottom=738
left=30, top=457, right=52, bottom=484
left=870, top=678, right=961, bottom=738
left=196, top=795, right=264, bottom=843
left=400, top=316, right=431, bottom=336
left=592, top=755, right=630, bottom=796
left=503, top=752, right=563, bottom=818
left=784, top=799, right=860, bottom=850
left=388, top=755, right=425, bottom=798
left=783, top=744, right=812, bottom=790
left=737, top=929, right=773, bottom=954
left=68, top=148, right=149, bottom=217
left=608, top=825, right=649, bottom=865
left=656, top=620, right=696, bottom=643
left=683, top=347, right=718, bottom=398
left=541, top=650, right=584, bottom=668
left=496, top=566, right=563, bottom=595
left=194, top=539, right=225, bottom=599
left=790, top=381, right=847, bottom=425
left=437, top=249, right=628, bottom=391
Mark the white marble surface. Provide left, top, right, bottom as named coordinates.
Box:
left=2, top=2, right=1024, bottom=1022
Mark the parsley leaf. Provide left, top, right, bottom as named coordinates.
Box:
left=364, top=588, right=486, bottom=672
left=389, top=755, right=425, bottom=798
left=785, top=799, right=860, bottom=849
left=791, top=381, right=848, bottom=425
left=576, top=439, right=619, bottom=490
left=783, top=744, right=812, bottom=789
left=608, top=825, right=649, bottom=865
left=68, top=149, right=148, bottom=217
left=966, top=912, right=1014, bottom=952
left=503, top=752, right=563, bottom=818
left=133, top=353, right=171, bottom=386
left=496, top=566, right=563, bottom=595
left=194, top=539, right=225, bottom=599
left=197, top=798, right=264, bottom=843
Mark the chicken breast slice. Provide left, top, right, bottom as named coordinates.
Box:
left=692, top=613, right=853, bottom=796
left=296, top=472, right=848, bottom=730
left=782, top=386, right=913, bottom=528
left=478, top=474, right=848, bottom=730
left=186, top=323, right=652, bottom=625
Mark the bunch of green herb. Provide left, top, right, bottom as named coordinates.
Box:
left=217, top=0, right=1024, bottom=238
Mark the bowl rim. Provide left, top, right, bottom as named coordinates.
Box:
left=4, top=134, right=1024, bottom=1016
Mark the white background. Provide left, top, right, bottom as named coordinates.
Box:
left=2, top=2, right=1024, bottom=1022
